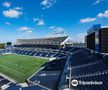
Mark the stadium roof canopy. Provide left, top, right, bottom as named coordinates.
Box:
left=15, top=36, right=69, bottom=46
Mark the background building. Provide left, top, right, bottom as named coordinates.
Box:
left=0, top=43, right=5, bottom=49
left=86, top=24, right=108, bottom=53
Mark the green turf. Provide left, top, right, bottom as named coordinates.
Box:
left=0, top=54, right=49, bottom=83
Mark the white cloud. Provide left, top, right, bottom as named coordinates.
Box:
left=13, top=7, right=23, bottom=10
left=80, top=17, right=96, bottom=23
left=3, top=9, right=23, bottom=18
left=101, top=25, right=108, bottom=28
left=37, top=20, right=45, bottom=25
left=97, top=10, right=108, bottom=18
left=5, top=22, right=11, bottom=25
left=27, top=30, right=32, bottom=33
left=49, top=26, right=64, bottom=32
left=80, top=10, right=108, bottom=24
left=3, top=2, right=11, bottom=8
left=41, top=0, right=56, bottom=9
left=19, top=27, right=33, bottom=31
left=53, top=27, right=64, bottom=31
left=17, top=31, right=35, bottom=39
left=72, top=33, right=87, bottom=43
left=41, top=0, right=49, bottom=6
left=93, top=0, right=104, bottom=5
left=49, top=26, right=66, bottom=37
left=33, top=17, right=45, bottom=26
left=33, top=17, right=39, bottom=22
left=49, top=26, right=55, bottom=29
left=93, top=0, right=100, bottom=5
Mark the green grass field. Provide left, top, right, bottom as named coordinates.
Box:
left=0, top=54, right=49, bottom=83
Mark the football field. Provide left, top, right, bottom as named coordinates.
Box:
left=0, top=54, right=49, bottom=83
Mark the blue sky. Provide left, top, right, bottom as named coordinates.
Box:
left=0, top=0, right=108, bottom=43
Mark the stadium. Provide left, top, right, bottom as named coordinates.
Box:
left=0, top=0, right=108, bottom=90
left=0, top=35, right=108, bottom=90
